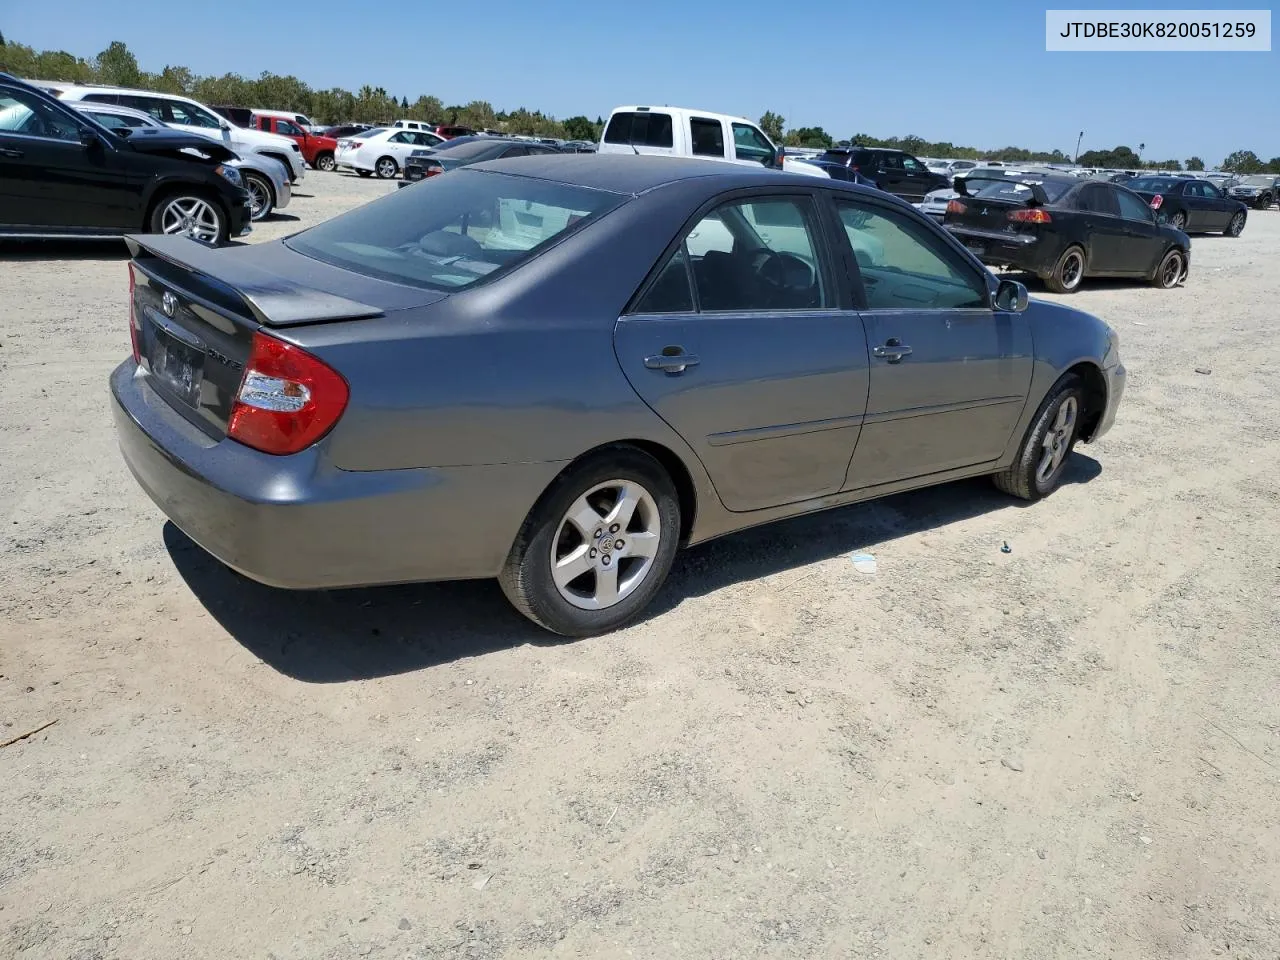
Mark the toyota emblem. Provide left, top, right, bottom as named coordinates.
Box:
left=162, top=291, right=177, bottom=318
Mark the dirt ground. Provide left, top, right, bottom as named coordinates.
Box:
left=2, top=172, right=1278, bottom=960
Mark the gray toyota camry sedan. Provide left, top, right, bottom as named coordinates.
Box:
left=112, top=155, right=1125, bottom=636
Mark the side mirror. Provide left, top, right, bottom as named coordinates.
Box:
left=994, top=278, right=1029, bottom=313
left=78, top=127, right=100, bottom=148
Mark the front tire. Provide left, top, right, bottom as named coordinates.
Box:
left=1043, top=245, right=1085, bottom=294
left=992, top=375, right=1084, bottom=501
left=1225, top=211, right=1246, bottom=237
left=499, top=448, right=682, bottom=637
left=148, top=191, right=228, bottom=246
left=1151, top=247, right=1185, bottom=289
left=375, top=156, right=398, bottom=179
left=242, top=171, right=274, bottom=221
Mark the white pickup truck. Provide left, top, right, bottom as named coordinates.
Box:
left=598, top=106, right=828, bottom=179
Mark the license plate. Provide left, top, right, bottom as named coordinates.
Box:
left=147, top=315, right=204, bottom=408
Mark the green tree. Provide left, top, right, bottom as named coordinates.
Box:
left=95, top=40, right=140, bottom=87
left=400, top=95, right=409, bottom=110
left=1267, top=157, right=1280, bottom=174
left=785, top=126, right=832, bottom=148
left=1077, top=145, right=1141, bottom=168
left=758, top=111, right=785, bottom=142
left=563, top=115, right=596, bottom=141
left=1185, top=156, right=1205, bottom=171
left=1221, top=149, right=1263, bottom=173
left=408, top=95, right=443, bottom=122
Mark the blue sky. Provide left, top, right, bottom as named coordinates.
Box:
left=5, top=1, right=1276, bottom=163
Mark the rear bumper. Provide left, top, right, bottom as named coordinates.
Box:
left=946, top=225, right=1054, bottom=275
left=111, top=362, right=563, bottom=589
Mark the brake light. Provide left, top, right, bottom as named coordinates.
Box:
left=1008, top=208, right=1053, bottom=223
left=1150, top=194, right=1163, bottom=210
left=350, top=140, right=363, bottom=149
left=945, top=199, right=968, bottom=215
left=425, top=164, right=444, bottom=178
left=851, top=164, right=860, bottom=174
left=227, top=332, right=349, bottom=456
left=128, top=263, right=141, bottom=363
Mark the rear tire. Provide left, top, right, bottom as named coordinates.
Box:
left=1043, top=245, right=1085, bottom=294
left=315, top=152, right=335, bottom=172
left=1150, top=247, right=1185, bottom=289
left=1225, top=211, right=1246, bottom=237
left=992, top=375, right=1084, bottom=501
left=1169, top=211, right=1187, bottom=231
left=499, top=448, right=681, bottom=637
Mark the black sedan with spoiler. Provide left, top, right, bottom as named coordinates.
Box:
left=943, top=173, right=1190, bottom=294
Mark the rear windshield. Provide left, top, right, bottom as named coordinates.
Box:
left=603, top=111, right=674, bottom=148
left=286, top=170, right=624, bottom=291
left=1127, top=177, right=1177, bottom=192
left=432, top=139, right=506, bottom=160
left=968, top=177, right=1074, bottom=203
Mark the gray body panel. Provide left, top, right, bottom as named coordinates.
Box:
left=112, top=156, right=1124, bottom=589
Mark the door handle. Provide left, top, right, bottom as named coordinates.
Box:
left=644, top=348, right=700, bottom=374
left=873, top=339, right=913, bottom=363
left=0, top=148, right=23, bottom=158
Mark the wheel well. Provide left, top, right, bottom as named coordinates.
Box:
left=563, top=440, right=698, bottom=544
left=242, top=169, right=275, bottom=203
left=1067, top=362, right=1107, bottom=441
left=261, top=152, right=293, bottom=175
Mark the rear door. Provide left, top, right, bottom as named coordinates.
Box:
left=613, top=191, right=870, bottom=512
left=833, top=196, right=1033, bottom=487
left=1075, top=183, right=1128, bottom=273
left=688, top=115, right=728, bottom=162
left=1183, top=182, right=1216, bottom=230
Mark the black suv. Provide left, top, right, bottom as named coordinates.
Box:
left=0, top=74, right=252, bottom=244
left=813, top=147, right=949, bottom=202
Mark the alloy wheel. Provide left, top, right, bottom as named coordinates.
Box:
left=376, top=158, right=397, bottom=179
left=1228, top=212, right=1245, bottom=236
left=1171, top=213, right=1186, bottom=230
left=317, top=154, right=335, bottom=172
left=159, top=197, right=222, bottom=245
left=244, top=175, right=271, bottom=220
left=1160, top=251, right=1183, bottom=287
left=550, top=480, right=662, bottom=610
left=1036, top=396, right=1077, bottom=484
left=1060, top=250, right=1083, bottom=290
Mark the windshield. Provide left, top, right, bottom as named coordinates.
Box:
left=968, top=177, right=1073, bottom=203
left=432, top=139, right=506, bottom=160
left=1127, top=177, right=1177, bottom=192
left=286, top=170, right=625, bottom=291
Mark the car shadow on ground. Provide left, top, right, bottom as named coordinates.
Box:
left=999, top=270, right=1162, bottom=294
left=0, top=239, right=131, bottom=261
left=167, top=454, right=1101, bottom=684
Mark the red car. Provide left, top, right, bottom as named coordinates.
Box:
left=252, top=114, right=339, bottom=171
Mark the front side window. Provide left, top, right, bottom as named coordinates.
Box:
left=901, top=155, right=924, bottom=172
left=276, top=119, right=304, bottom=137
left=681, top=197, right=827, bottom=312
left=0, top=88, right=81, bottom=142
left=836, top=199, right=987, bottom=310
left=602, top=111, right=674, bottom=148
left=690, top=117, right=725, bottom=158
left=879, top=153, right=904, bottom=171
left=1115, top=188, right=1155, bottom=223
left=286, top=170, right=623, bottom=291
left=731, top=122, right=774, bottom=165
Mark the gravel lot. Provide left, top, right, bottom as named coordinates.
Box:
left=2, top=171, right=1278, bottom=960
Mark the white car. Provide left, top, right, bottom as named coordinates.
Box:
left=70, top=101, right=291, bottom=221
left=601, top=105, right=801, bottom=174
left=335, top=127, right=445, bottom=179
left=32, top=81, right=306, bottom=183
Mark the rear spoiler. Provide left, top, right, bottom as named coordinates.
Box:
left=126, top=234, right=384, bottom=328
left=954, top=175, right=1049, bottom=206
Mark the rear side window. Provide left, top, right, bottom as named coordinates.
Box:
left=690, top=117, right=724, bottom=158
left=603, top=111, right=674, bottom=148
left=286, top=170, right=624, bottom=291
left=879, top=153, right=904, bottom=170
left=1076, top=184, right=1118, bottom=215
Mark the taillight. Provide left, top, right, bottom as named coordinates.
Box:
left=227, top=332, right=349, bottom=456
left=424, top=164, right=444, bottom=178
left=945, top=199, right=968, bottom=215
left=1150, top=194, right=1163, bottom=210
left=1008, top=208, right=1052, bottom=223
left=128, top=263, right=141, bottom=363
left=851, top=164, right=860, bottom=174
left=350, top=140, right=363, bottom=149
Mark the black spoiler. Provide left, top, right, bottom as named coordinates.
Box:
left=126, top=235, right=384, bottom=328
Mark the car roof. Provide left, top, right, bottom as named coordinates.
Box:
left=466, top=153, right=873, bottom=195
left=609, top=105, right=756, bottom=127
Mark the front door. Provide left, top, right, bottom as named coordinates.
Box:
left=1112, top=186, right=1167, bottom=274
left=0, top=85, right=128, bottom=231
left=874, top=152, right=907, bottom=196
left=1198, top=182, right=1233, bottom=229
left=898, top=154, right=935, bottom=202
left=831, top=196, right=1034, bottom=488
left=614, top=192, right=870, bottom=512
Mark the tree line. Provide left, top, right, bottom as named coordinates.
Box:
left=3, top=34, right=1278, bottom=172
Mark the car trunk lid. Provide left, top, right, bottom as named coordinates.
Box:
left=127, top=235, right=445, bottom=439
